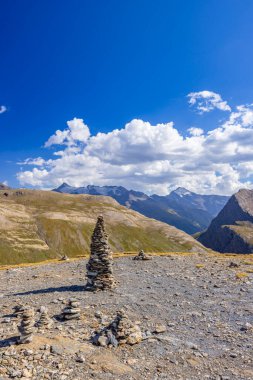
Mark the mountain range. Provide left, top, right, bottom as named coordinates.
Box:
left=54, top=183, right=229, bottom=234
left=198, top=189, right=253, bottom=253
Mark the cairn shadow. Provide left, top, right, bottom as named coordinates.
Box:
left=11, top=284, right=88, bottom=297
left=0, top=336, right=18, bottom=348
left=2, top=313, right=16, bottom=318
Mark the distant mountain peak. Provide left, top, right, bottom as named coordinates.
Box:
left=0, top=183, right=10, bottom=190
left=58, top=182, right=71, bottom=188
left=53, top=182, right=76, bottom=193
left=172, top=187, right=193, bottom=197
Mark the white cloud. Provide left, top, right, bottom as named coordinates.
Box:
left=188, top=127, right=204, bottom=136
left=18, top=157, right=48, bottom=166
left=0, top=105, right=7, bottom=114
left=16, top=98, right=253, bottom=196
left=44, top=118, right=90, bottom=147
left=226, top=104, right=253, bottom=127
left=188, top=90, right=231, bottom=113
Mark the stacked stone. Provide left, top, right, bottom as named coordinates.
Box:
left=133, top=249, right=152, bottom=261
left=94, top=310, right=142, bottom=347
left=60, top=254, right=69, bottom=261
left=86, top=215, right=115, bottom=291
left=62, top=298, right=81, bottom=320
left=112, top=310, right=142, bottom=345
left=37, top=306, right=53, bottom=329
left=13, top=304, right=26, bottom=317
left=229, top=261, right=239, bottom=268
left=18, top=308, right=35, bottom=344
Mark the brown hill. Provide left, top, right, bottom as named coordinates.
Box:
left=0, top=189, right=207, bottom=264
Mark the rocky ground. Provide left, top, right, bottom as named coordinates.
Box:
left=0, top=253, right=252, bottom=380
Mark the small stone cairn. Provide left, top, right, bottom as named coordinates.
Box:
left=229, top=261, right=239, bottom=268
left=37, top=306, right=53, bottom=329
left=62, top=298, right=81, bottom=320
left=60, top=254, right=69, bottom=261
left=94, top=310, right=142, bottom=347
left=13, top=304, right=26, bottom=317
left=133, top=249, right=152, bottom=261
left=86, top=215, right=115, bottom=291
left=18, top=308, right=35, bottom=344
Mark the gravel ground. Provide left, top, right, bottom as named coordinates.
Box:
left=0, top=253, right=252, bottom=380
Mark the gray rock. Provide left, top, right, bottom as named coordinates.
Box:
left=50, top=345, right=64, bottom=355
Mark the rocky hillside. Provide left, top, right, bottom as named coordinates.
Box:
left=0, top=189, right=206, bottom=265
left=198, top=189, right=253, bottom=253
left=54, top=184, right=229, bottom=234
left=152, top=187, right=229, bottom=233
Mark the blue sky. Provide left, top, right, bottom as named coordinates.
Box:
left=1, top=0, right=253, bottom=194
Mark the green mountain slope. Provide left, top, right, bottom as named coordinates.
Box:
left=0, top=189, right=207, bottom=264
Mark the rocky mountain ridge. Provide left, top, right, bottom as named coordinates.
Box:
left=0, top=182, right=9, bottom=190
left=198, top=189, right=253, bottom=253
left=54, top=184, right=229, bottom=234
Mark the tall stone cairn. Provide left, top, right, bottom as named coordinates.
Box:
left=86, top=215, right=115, bottom=291
left=18, top=308, right=35, bottom=344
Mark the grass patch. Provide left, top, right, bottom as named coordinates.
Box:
left=196, top=264, right=205, bottom=269
left=235, top=272, right=249, bottom=279
left=108, top=224, right=194, bottom=253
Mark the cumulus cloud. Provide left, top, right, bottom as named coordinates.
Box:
left=44, top=118, right=90, bottom=147
left=188, top=91, right=231, bottom=113
left=224, top=104, right=253, bottom=128
left=16, top=97, right=253, bottom=196
left=0, top=105, right=7, bottom=114
left=188, top=127, right=204, bottom=137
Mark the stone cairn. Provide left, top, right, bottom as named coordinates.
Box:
left=18, top=308, right=35, bottom=344
left=60, top=254, right=69, bottom=261
left=62, top=298, right=81, bottom=320
left=37, top=306, right=53, bottom=329
left=229, top=261, right=239, bottom=268
left=86, top=215, right=115, bottom=291
left=133, top=249, right=152, bottom=261
left=94, top=309, right=142, bottom=347
left=13, top=304, right=26, bottom=317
